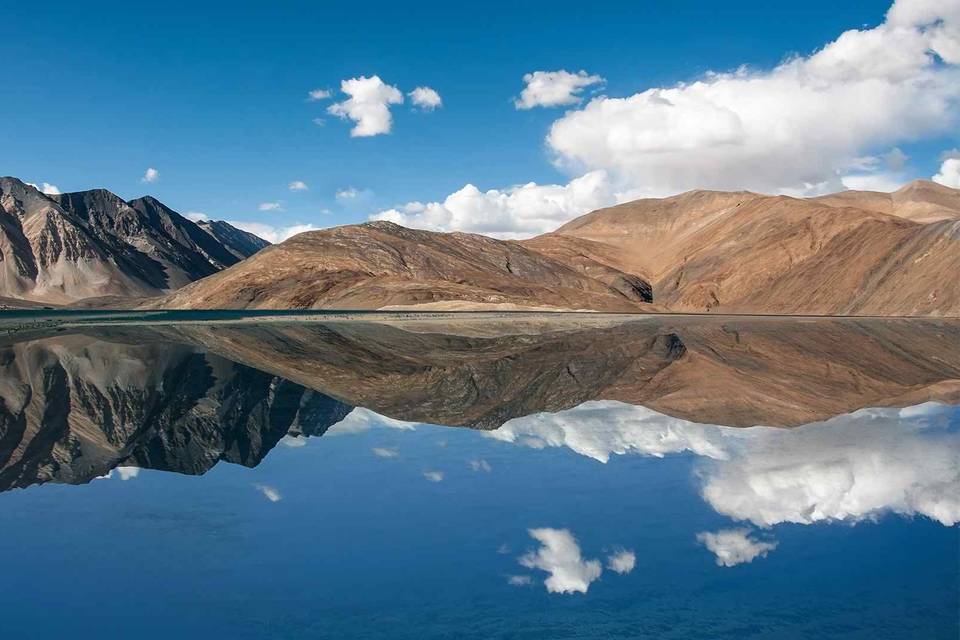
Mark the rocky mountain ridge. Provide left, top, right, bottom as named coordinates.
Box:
left=0, top=177, right=269, bottom=305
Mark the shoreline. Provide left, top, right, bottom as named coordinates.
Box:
left=1, top=308, right=958, bottom=339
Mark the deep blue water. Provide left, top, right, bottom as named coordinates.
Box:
left=1, top=402, right=957, bottom=639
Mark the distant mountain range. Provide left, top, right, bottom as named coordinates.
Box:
left=0, top=177, right=268, bottom=306
left=2, top=176, right=958, bottom=315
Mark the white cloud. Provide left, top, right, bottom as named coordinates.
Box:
left=288, top=180, right=309, bottom=191
left=326, top=407, right=418, bottom=435
left=370, top=170, right=616, bottom=239
left=372, top=447, right=399, bottom=458
left=933, top=157, right=960, bottom=187
left=507, top=575, right=533, bottom=586
left=184, top=211, right=209, bottom=222
left=116, top=466, right=140, bottom=481
left=226, top=220, right=316, bottom=243
left=26, top=181, right=61, bottom=195
left=255, top=484, right=282, bottom=502
left=696, top=529, right=778, bottom=567
left=519, top=528, right=603, bottom=594
left=469, top=459, right=492, bottom=472
left=422, top=470, right=444, bottom=483
left=335, top=187, right=361, bottom=201
left=258, top=201, right=283, bottom=211
left=840, top=172, right=907, bottom=192
left=546, top=2, right=960, bottom=196
left=408, top=86, right=443, bottom=110
left=141, top=168, right=159, bottom=183
left=312, top=117, right=326, bottom=126
left=488, top=400, right=730, bottom=463
left=328, top=75, right=404, bottom=137
left=515, top=70, right=604, bottom=109
left=606, top=548, right=636, bottom=574
left=307, top=88, right=332, bottom=101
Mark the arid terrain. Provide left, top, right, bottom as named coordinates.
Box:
left=2, top=176, right=958, bottom=315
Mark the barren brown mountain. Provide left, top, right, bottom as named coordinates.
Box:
left=3, top=174, right=957, bottom=315
left=550, top=180, right=960, bottom=316
left=150, top=221, right=653, bottom=311
left=153, top=179, right=959, bottom=315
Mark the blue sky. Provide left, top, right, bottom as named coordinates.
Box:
left=3, top=0, right=958, bottom=240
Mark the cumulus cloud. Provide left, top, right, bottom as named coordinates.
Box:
left=184, top=211, right=209, bottom=222
left=258, top=201, right=283, bottom=211
left=141, top=168, right=159, bottom=183
left=328, top=75, right=404, bottom=137
left=546, top=1, right=960, bottom=196
left=370, top=170, right=616, bottom=238
left=409, top=86, right=443, bottom=110
left=372, top=447, right=399, bottom=458
left=519, top=528, right=603, bottom=594
left=606, top=548, right=636, bottom=574
left=422, top=470, right=445, bottom=483
left=515, top=70, right=604, bottom=109
left=255, top=484, right=282, bottom=502
left=288, top=180, right=309, bottom=191
left=696, top=529, right=778, bottom=567
left=933, top=157, right=960, bottom=187
left=226, top=220, right=316, bottom=243
left=307, top=88, right=331, bottom=101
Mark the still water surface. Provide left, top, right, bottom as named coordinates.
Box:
left=0, top=314, right=957, bottom=638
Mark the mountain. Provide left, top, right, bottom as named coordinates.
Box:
left=150, top=220, right=654, bottom=311
left=197, top=219, right=271, bottom=260
left=0, top=332, right=350, bottom=491
left=549, top=180, right=960, bottom=315
left=0, top=177, right=268, bottom=305
left=5, top=174, right=958, bottom=315
left=811, top=179, right=960, bottom=224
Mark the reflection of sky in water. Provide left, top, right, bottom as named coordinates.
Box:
left=0, top=402, right=957, bottom=638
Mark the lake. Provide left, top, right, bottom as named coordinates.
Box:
left=0, top=313, right=957, bottom=639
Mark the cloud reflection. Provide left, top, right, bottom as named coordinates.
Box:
left=491, top=401, right=960, bottom=528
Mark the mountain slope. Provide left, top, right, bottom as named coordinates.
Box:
left=0, top=177, right=268, bottom=304
left=549, top=182, right=960, bottom=316
left=197, top=219, right=271, bottom=260
left=811, top=179, right=960, bottom=224
left=150, top=221, right=654, bottom=311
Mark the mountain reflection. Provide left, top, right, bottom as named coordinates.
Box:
left=0, top=315, right=958, bottom=506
